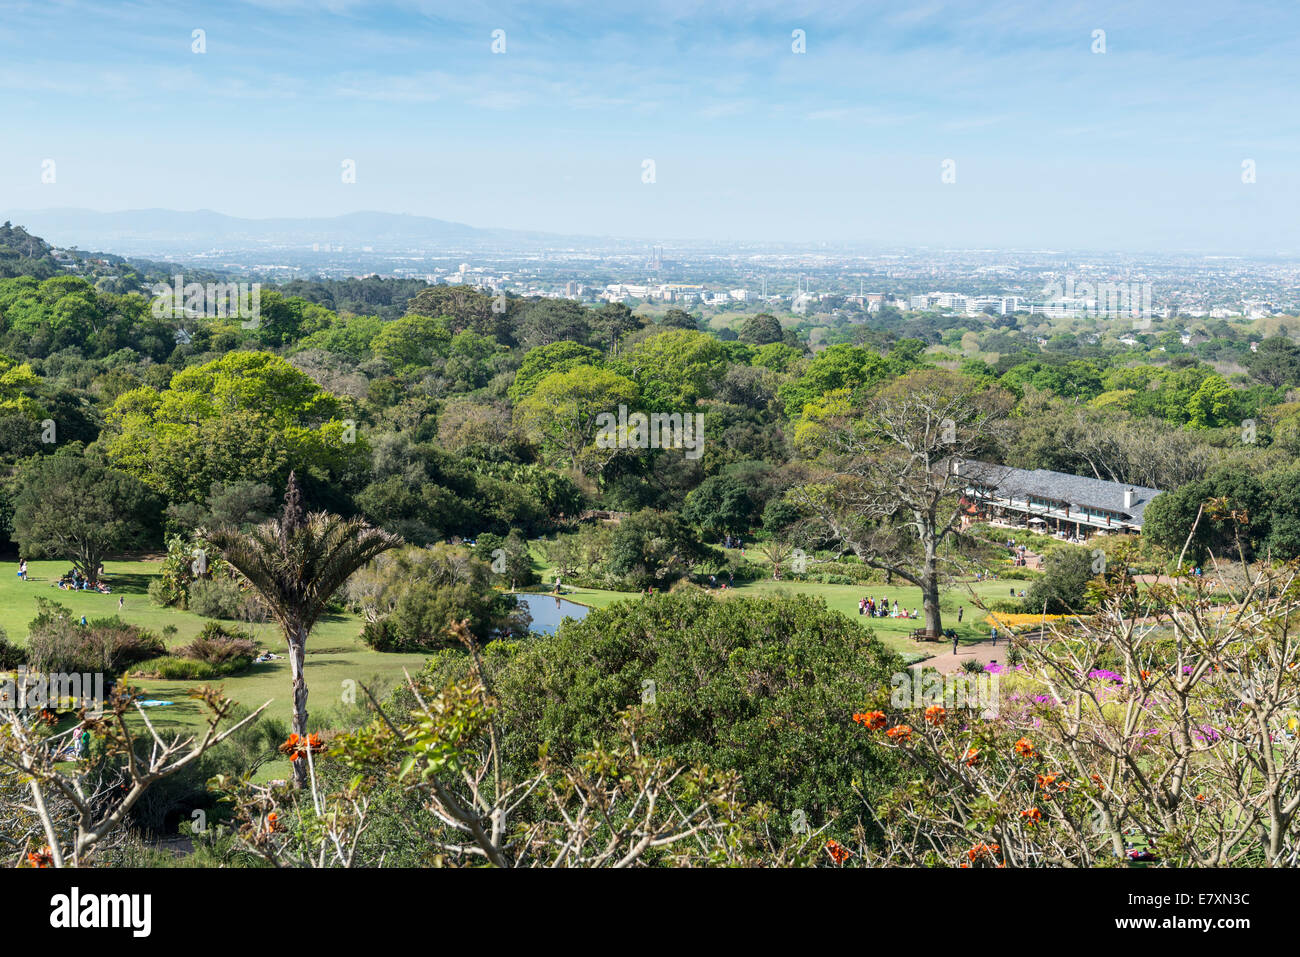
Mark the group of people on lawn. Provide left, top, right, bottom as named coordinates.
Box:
left=55, top=568, right=112, bottom=593
left=859, top=596, right=918, bottom=619
left=16, top=561, right=123, bottom=608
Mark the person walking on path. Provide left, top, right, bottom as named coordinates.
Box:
left=990, top=626, right=999, bottom=646
left=951, top=632, right=959, bottom=656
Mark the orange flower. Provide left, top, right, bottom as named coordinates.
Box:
left=1014, top=737, right=1037, bottom=759
left=1139, top=670, right=1152, bottom=681
left=1036, top=773, right=1056, bottom=789
left=962, top=747, right=980, bottom=766
left=1195, top=794, right=1206, bottom=802
left=966, top=842, right=1001, bottom=863
left=853, top=711, right=887, bottom=730
left=1090, top=774, right=1106, bottom=791
left=266, top=812, right=280, bottom=833
left=825, top=839, right=853, bottom=865
left=26, top=846, right=53, bottom=868
left=279, top=732, right=325, bottom=762
left=924, top=705, right=946, bottom=726
left=885, top=724, right=913, bottom=742
left=1020, top=807, right=1042, bottom=824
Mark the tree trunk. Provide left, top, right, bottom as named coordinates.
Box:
left=922, top=543, right=943, bottom=637
left=288, top=626, right=309, bottom=789
left=78, top=547, right=104, bottom=585
left=922, top=578, right=942, bottom=637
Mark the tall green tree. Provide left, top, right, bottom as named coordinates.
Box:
left=514, top=365, right=639, bottom=477
left=793, top=369, right=1012, bottom=638
left=738, top=313, right=784, bottom=345
left=12, top=451, right=159, bottom=583
left=105, top=351, right=362, bottom=504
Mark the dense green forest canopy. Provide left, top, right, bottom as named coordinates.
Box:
left=0, top=228, right=1298, bottom=576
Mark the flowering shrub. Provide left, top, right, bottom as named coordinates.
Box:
left=278, top=733, right=326, bottom=763
left=842, top=556, right=1300, bottom=867
left=984, top=612, right=1071, bottom=633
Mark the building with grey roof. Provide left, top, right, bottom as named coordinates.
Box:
left=954, top=459, right=1163, bottom=535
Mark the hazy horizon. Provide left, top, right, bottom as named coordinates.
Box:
left=8, top=205, right=1300, bottom=260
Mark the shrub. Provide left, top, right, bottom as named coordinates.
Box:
left=1026, top=547, right=1098, bottom=614
left=473, top=592, right=907, bottom=844
left=799, top=560, right=883, bottom=585
left=999, top=567, right=1041, bottom=581
left=961, top=659, right=986, bottom=674
left=178, top=622, right=259, bottom=670
left=187, top=577, right=249, bottom=620
left=605, top=509, right=718, bottom=590
left=349, top=544, right=523, bottom=651
left=360, top=619, right=399, bottom=653
left=0, top=628, right=25, bottom=669
left=148, top=576, right=183, bottom=608
left=132, top=656, right=223, bottom=680
left=986, top=598, right=1026, bottom=614
left=25, top=600, right=165, bottom=675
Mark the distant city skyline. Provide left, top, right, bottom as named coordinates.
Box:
left=3, top=1, right=1300, bottom=253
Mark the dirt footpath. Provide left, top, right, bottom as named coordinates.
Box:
left=912, top=637, right=1014, bottom=674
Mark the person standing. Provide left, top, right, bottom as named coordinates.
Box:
left=990, top=626, right=998, bottom=646
left=951, top=632, right=959, bottom=656
left=118, top=596, right=124, bottom=611
left=957, top=606, right=964, bottom=623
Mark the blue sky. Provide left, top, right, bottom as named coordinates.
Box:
left=2, top=0, right=1299, bottom=250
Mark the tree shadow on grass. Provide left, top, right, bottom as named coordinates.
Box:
left=103, top=572, right=154, bottom=595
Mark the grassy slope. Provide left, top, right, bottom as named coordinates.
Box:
left=525, top=545, right=1020, bottom=656
left=3, top=547, right=1020, bottom=743
left=1, top=560, right=428, bottom=747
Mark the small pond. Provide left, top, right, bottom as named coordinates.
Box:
left=511, top=593, right=591, bottom=635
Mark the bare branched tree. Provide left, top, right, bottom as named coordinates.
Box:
left=1, top=686, right=267, bottom=867
left=852, top=549, right=1300, bottom=867
left=793, top=369, right=1012, bottom=637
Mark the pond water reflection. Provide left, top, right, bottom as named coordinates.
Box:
left=510, top=593, right=591, bottom=635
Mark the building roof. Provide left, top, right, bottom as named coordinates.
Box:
left=957, top=460, right=1163, bottom=528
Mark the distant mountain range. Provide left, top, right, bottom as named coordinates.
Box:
left=0, top=208, right=587, bottom=255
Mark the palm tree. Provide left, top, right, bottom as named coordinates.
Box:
left=207, top=473, right=401, bottom=787
left=757, top=540, right=793, bottom=580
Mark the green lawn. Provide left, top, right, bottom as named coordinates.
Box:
left=723, top=576, right=1017, bottom=652
left=525, top=545, right=1022, bottom=656
left=1, top=560, right=428, bottom=757
left=3, top=550, right=1020, bottom=752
